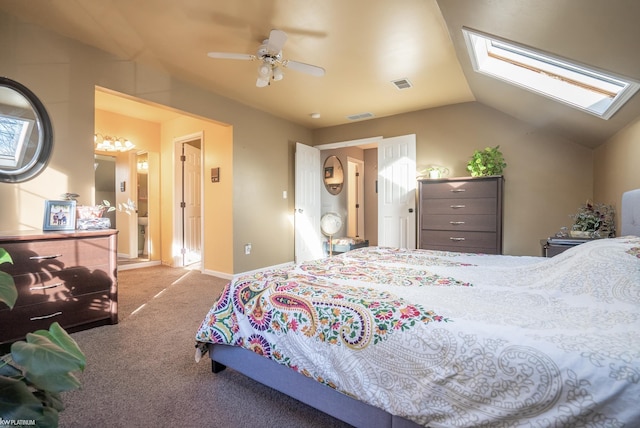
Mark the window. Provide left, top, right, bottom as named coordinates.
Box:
left=0, top=114, right=34, bottom=168
left=462, top=27, right=639, bottom=119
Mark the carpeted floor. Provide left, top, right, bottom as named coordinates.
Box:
left=58, top=265, right=352, bottom=428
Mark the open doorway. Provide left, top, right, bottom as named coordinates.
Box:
left=173, top=133, right=203, bottom=268
left=347, top=157, right=365, bottom=238
left=295, top=135, right=416, bottom=263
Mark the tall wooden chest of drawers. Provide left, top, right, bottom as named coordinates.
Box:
left=0, top=229, right=118, bottom=344
left=418, top=176, right=503, bottom=254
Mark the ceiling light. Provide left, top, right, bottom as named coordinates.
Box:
left=256, top=63, right=272, bottom=87
left=310, top=112, right=321, bottom=119
left=272, top=66, right=284, bottom=81
left=258, top=63, right=271, bottom=78
left=94, top=134, right=135, bottom=152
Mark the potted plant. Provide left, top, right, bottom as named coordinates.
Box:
left=570, top=201, right=615, bottom=238
left=0, top=248, right=86, bottom=427
left=466, top=145, right=507, bottom=177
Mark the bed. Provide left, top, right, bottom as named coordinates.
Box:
left=195, top=190, right=640, bottom=427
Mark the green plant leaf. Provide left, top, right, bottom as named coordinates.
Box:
left=10, top=324, right=86, bottom=392
left=0, top=376, right=58, bottom=427
left=0, top=271, right=17, bottom=310
left=40, top=323, right=86, bottom=368
left=0, top=248, right=11, bottom=265
left=0, top=249, right=16, bottom=310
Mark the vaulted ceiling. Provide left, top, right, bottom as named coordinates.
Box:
left=1, top=0, right=639, bottom=148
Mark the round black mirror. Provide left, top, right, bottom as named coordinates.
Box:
left=0, top=77, right=53, bottom=183
left=323, top=155, right=344, bottom=195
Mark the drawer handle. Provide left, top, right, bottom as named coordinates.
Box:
left=449, top=237, right=466, bottom=241
left=30, top=254, right=62, bottom=260
left=449, top=221, right=466, bottom=225
left=450, top=205, right=466, bottom=209
left=30, top=311, right=63, bottom=321
left=450, top=188, right=466, bottom=193
left=30, top=282, right=64, bottom=291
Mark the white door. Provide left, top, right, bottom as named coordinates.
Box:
left=173, top=134, right=203, bottom=268
left=295, top=142, right=323, bottom=263
left=378, top=134, right=416, bottom=249
left=347, top=158, right=365, bottom=238
left=182, top=142, right=202, bottom=265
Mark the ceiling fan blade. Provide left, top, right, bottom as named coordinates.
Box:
left=207, top=52, right=255, bottom=61
left=266, top=29, right=288, bottom=54
left=282, top=60, right=325, bottom=77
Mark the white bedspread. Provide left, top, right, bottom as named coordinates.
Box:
left=196, top=236, right=640, bottom=427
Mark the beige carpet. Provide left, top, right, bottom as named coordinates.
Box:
left=59, top=265, right=352, bottom=428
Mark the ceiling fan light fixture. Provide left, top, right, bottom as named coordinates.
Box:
left=258, top=63, right=271, bottom=78
left=272, top=66, right=284, bottom=81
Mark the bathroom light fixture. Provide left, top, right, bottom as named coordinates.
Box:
left=94, top=133, right=135, bottom=152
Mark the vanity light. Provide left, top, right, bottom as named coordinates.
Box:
left=94, top=133, right=135, bottom=152
left=137, top=160, right=148, bottom=171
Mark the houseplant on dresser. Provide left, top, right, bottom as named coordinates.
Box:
left=466, top=145, right=507, bottom=177
left=0, top=248, right=85, bottom=428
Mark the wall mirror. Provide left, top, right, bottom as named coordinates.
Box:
left=0, top=77, right=53, bottom=183
left=323, top=155, right=344, bottom=195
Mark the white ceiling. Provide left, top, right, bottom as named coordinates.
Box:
left=2, top=0, right=639, bottom=148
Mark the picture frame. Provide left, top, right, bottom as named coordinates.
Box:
left=324, top=166, right=334, bottom=179
left=43, top=200, right=76, bottom=231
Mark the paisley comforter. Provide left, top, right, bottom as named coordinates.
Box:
left=196, top=237, right=640, bottom=427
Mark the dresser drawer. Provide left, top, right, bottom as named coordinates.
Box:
left=420, top=230, right=498, bottom=250
left=0, top=236, right=113, bottom=276
left=421, top=214, right=497, bottom=232
left=0, top=229, right=118, bottom=344
left=0, top=291, right=115, bottom=343
left=420, top=179, right=497, bottom=199
left=421, top=198, right=497, bottom=215
left=10, top=265, right=113, bottom=308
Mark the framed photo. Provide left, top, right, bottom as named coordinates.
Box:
left=43, top=200, right=76, bottom=231
left=324, top=166, right=334, bottom=179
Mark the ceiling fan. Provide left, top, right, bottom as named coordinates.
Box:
left=207, top=29, right=325, bottom=87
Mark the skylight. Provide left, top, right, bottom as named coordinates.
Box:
left=0, top=114, right=33, bottom=168
left=462, top=27, right=639, bottom=119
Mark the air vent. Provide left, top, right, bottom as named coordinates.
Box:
left=392, top=78, right=413, bottom=90
left=347, top=112, right=375, bottom=121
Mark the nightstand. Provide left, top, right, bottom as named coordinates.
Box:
left=324, top=238, right=369, bottom=255
left=541, top=238, right=591, bottom=257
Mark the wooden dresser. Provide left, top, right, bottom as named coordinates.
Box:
left=418, top=176, right=503, bottom=254
left=0, top=229, right=118, bottom=344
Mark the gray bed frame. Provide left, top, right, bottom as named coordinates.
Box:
left=209, top=343, right=421, bottom=428
left=208, top=189, right=640, bottom=428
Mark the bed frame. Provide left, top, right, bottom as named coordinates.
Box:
left=208, top=188, right=640, bottom=428
left=209, top=344, right=421, bottom=428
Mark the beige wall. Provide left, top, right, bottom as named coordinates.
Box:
left=313, top=102, right=594, bottom=256
left=594, top=116, right=640, bottom=233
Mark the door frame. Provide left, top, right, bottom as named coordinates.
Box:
left=313, top=134, right=416, bottom=247
left=172, top=132, right=204, bottom=268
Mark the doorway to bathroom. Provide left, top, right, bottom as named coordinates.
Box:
left=136, top=152, right=149, bottom=261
